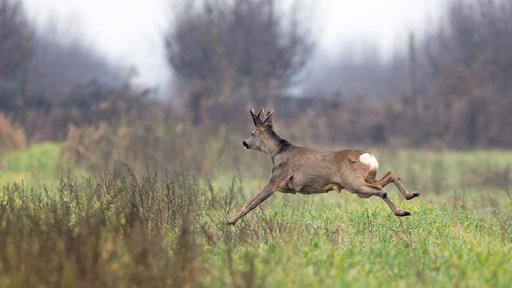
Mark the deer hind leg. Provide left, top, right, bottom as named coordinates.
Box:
left=381, top=195, right=411, bottom=217
left=348, top=182, right=387, bottom=199
left=348, top=182, right=411, bottom=217
left=371, top=171, right=420, bottom=200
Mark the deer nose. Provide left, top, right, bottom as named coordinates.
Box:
left=242, top=141, right=249, bottom=149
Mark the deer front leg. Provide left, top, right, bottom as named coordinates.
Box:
left=226, top=182, right=275, bottom=225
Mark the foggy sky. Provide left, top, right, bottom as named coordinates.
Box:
left=22, top=0, right=444, bottom=95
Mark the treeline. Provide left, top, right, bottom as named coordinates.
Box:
left=350, top=0, right=512, bottom=148
left=417, top=0, right=512, bottom=147
left=1, top=0, right=512, bottom=153
left=0, top=0, right=129, bottom=143
left=166, top=0, right=512, bottom=148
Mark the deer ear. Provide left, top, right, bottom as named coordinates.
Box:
left=250, top=109, right=264, bottom=128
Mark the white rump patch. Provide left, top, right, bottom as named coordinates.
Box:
left=359, top=153, right=379, bottom=171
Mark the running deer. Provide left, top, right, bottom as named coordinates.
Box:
left=226, top=107, right=420, bottom=225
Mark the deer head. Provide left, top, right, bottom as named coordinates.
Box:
left=242, top=107, right=276, bottom=153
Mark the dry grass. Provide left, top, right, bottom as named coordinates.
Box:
left=0, top=113, right=26, bottom=155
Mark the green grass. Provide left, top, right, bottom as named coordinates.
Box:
left=0, top=142, right=88, bottom=190
left=0, top=146, right=511, bottom=287
left=0, top=142, right=61, bottom=188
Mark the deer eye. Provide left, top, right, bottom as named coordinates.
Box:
left=251, top=131, right=255, bottom=136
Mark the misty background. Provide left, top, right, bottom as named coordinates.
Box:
left=20, top=0, right=443, bottom=95
left=1, top=0, right=512, bottom=172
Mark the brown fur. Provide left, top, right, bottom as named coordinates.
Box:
left=227, top=108, right=420, bottom=225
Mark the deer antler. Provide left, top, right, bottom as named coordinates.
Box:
left=250, top=107, right=264, bottom=119
left=262, top=106, right=276, bottom=123
left=257, top=107, right=263, bottom=118
left=250, top=106, right=274, bottom=123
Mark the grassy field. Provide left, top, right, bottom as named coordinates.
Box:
left=0, top=144, right=511, bottom=287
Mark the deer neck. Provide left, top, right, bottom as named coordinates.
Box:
left=262, top=131, right=291, bottom=162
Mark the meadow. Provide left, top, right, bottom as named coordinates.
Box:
left=0, top=141, right=511, bottom=287
left=2, top=0, right=512, bottom=286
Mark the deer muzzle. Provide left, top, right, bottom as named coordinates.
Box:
left=242, top=141, right=249, bottom=149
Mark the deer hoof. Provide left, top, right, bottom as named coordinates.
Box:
left=396, top=210, right=411, bottom=217
left=406, top=191, right=421, bottom=200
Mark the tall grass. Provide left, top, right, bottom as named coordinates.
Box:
left=0, top=168, right=511, bottom=287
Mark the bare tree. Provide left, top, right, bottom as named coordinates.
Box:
left=165, top=0, right=314, bottom=123
left=0, top=0, right=30, bottom=86
left=0, top=1, right=125, bottom=141
left=0, top=0, right=33, bottom=126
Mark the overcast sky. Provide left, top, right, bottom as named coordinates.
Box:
left=22, top=0, right=444, bottom=93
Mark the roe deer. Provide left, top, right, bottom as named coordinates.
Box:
left=226, top=107, right=420, bottom=225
